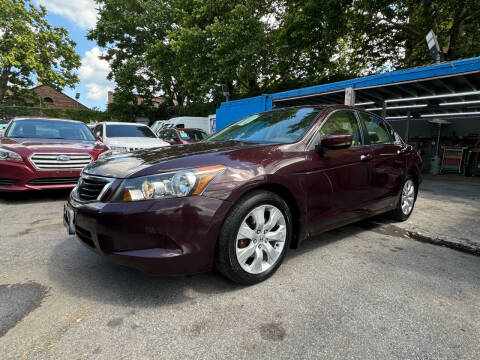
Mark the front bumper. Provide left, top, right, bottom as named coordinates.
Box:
left=64, top=195, right=231, bottom=276
left=0, top=160, right=80, bottom=191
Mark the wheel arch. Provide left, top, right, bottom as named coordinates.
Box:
left=226, top=181, right=305, bottom=249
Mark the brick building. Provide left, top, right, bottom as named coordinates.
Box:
left=32, top=85, right=88, bottom=110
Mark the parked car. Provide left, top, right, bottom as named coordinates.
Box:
left=0, top=117, right=108, bottom=191
left=161, top=116, right=212, bottom=134
left=64, top=105, right=422, bottom=284
left=92, top=122, right=169, bottom=158
left=0, top=119, right=9, bottom=136
left=157, top=128, right=208, bottom=145
left=150, top=120, right=168, bottom=133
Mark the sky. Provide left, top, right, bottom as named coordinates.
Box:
left=33, top=0, right=113, bottom=110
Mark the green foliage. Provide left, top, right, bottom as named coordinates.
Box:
left=347, top=0, right=480, bottom=70
left=0, top=0, right=81, bottom=103
left=1, top=105, right=107, bottom=123
left=90, top=0, right=355, bottom=105
left=105, top=101, right=215, bottom=123
left=89, top=0, right=480, bottom=109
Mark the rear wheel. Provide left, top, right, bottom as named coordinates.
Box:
left=215, top=190, right=292, bottom=285
left=389, top=176, right=417, bottom=221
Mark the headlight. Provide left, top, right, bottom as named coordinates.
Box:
left=114, top=165, right=225, bottom=201
left=97, top=151, right=111, bottom=160
left=0, top=147, right=23, bottom=162
left=97, top=146, right=131, bottom=160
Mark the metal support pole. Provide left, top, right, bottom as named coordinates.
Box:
left=381, top=101, right=387, bottom=119
left=344, top=87, right=355, bottom=106
left=405, top=111, right=411, bottom=143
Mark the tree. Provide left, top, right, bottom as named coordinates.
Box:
left=347, top=0, right=480, bottom=71
left=89, top=0, right=354, bottom=104
left=0, top=0, right=80, bottom=104
left=90, top=0, right=480, bottom=107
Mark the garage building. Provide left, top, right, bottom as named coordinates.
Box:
left=216, top=57, right=480, bottom=176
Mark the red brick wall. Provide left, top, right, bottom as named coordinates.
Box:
left=33, top=85, right=88, bottom=110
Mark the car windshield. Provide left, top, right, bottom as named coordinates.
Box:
left=5, top=119, right=95, bottom=141
left=208, top=107, right=322, bottom=144
left=106, top=124, right=157, bottom=138
left=179, top=129, right=207, bottom=141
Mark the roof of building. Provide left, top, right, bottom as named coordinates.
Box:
left=271, top=57, right=480, bottom=119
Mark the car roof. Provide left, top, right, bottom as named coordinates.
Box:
left=10, top=117, right=85, bottom=124
left=161, top=128, right=205, bottom=132
left=99, top=122, right=149, bottom=126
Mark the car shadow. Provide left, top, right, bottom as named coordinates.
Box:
left=47, top=224, right=369, bottom=308
left=47, top=237, right=242, bottom=308
left=0, top=189, right=71, bottom=205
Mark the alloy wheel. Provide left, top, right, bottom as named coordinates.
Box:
left=401, top=179, right=415, bottom=216
left=235, top=205, right=287, bottom=274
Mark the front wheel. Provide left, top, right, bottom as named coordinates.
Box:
left=389, top=176, right=417, bottom=221
left=215, top=190, right=292, bottom=285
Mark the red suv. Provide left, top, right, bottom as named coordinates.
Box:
left=0, top=118, right=108, bottom=191
left=64, top=106, right=421, bottom=284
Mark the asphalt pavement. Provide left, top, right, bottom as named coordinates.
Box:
left=1, top=179, right=479, bottom=359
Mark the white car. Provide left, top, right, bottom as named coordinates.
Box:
left=93, top=122, right=169, bottom=157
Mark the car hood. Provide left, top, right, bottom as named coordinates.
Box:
left=0, top=137, right=102, bottom=153
left=84, top=140, right=263, bottom=178
left=104, top=137, right=169, bottom=148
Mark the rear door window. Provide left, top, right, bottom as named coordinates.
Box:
left=358, top=113, right=393, bottom=145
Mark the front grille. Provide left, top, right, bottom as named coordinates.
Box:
left=30, top=153, right=92, bottom=170
left=75, top=225, right=95, bottom=248
left=76, top=175, right=112, bottom=202
left=0, top=179, right=13, bottom=186
left=28, top=177, right=79, bottom=186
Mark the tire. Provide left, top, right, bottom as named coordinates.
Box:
left=215, top=190, right=292, bottom=285
left=389, top=176, right=417, bottom=221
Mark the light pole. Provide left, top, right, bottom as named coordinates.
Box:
left=221, top=84, right=230, bottom=102
left=426, top=30, right=441, bottom=64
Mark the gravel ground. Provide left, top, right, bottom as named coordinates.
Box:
left=0, top=178, right=479, bottom=360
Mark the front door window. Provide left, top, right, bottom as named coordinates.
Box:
left=318, top=110, right=363, bottom=146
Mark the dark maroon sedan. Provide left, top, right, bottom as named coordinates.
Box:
left=1, top=118, right=108, bottom=191
left=157, top=127, right=208, bottom=145
left=64, top=105, right=421, bottom=284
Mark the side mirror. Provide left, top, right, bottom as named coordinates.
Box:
left=315, top=134, right=353, bottom=154
left=0, top=130, right=4, bottom=137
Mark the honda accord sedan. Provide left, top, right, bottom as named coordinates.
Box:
left=64, top=105, right=421, bottom=285
left=0, top=118, right=108, bottom=191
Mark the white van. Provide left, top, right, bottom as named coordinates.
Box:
left=161, top=116, right=213, bottom=134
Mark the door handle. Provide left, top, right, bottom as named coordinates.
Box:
left=360, top=154, right=372, bottom=161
